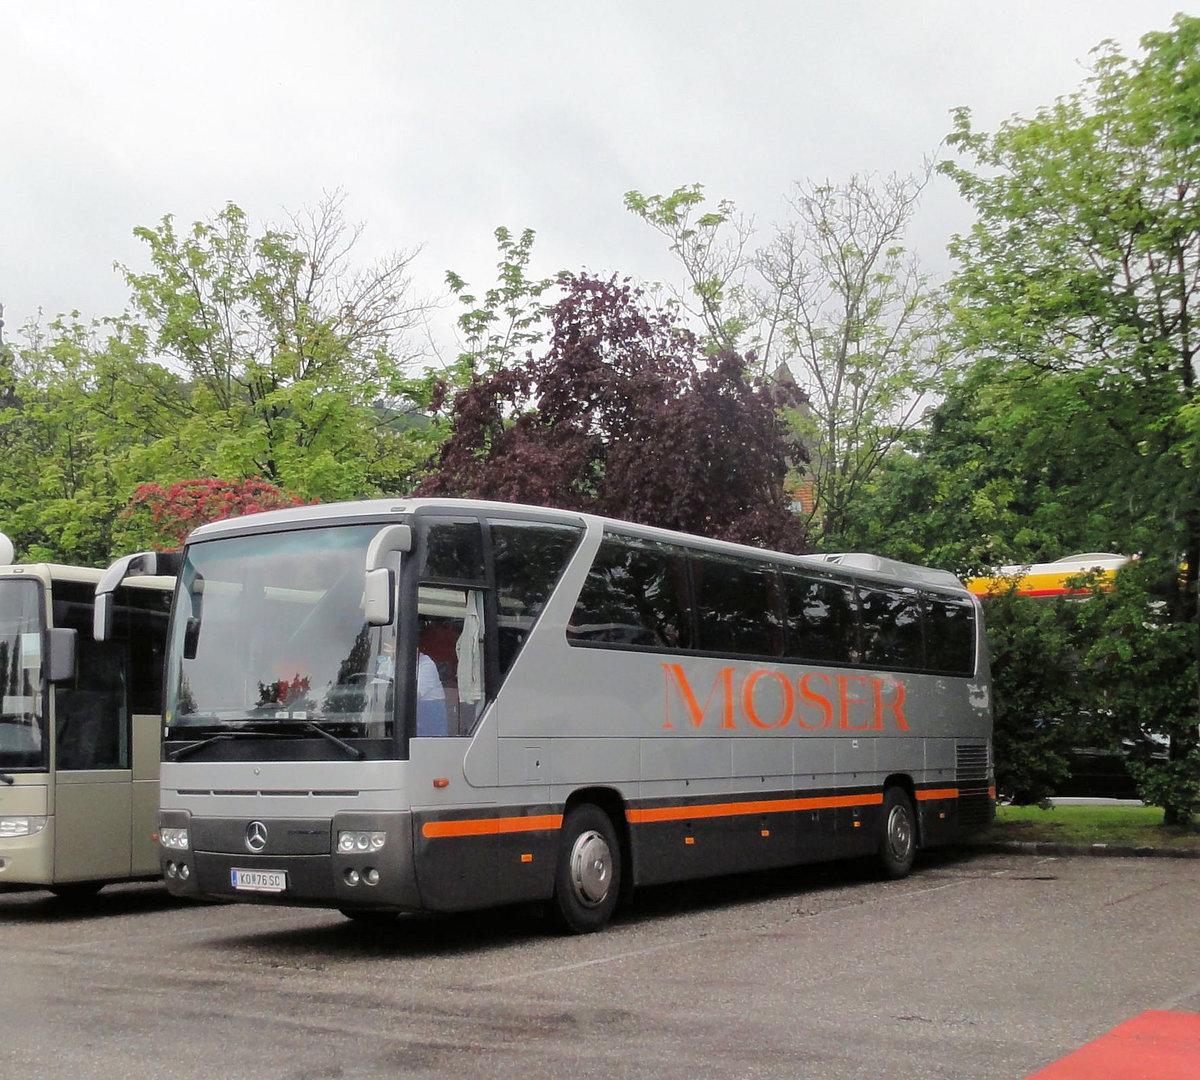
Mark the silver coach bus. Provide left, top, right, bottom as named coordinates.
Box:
left=128, top=499, right=992, bottom=932
left=0, top=542, right=173, bottom=898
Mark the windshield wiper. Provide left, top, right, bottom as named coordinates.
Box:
left=286, top=720, right=366, bottom=761
left=167, top=730, right=276, bottom=762
left=0, top=772, right=13, bottom=785
left=167, top=720, right=365, bottom=762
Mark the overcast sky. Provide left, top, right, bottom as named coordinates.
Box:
left=1, top=2, right=1189, bottom=361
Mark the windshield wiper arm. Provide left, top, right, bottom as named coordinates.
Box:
left=167, top=731, right=276, bottom=761
left=0, top=772, right=13, bottom=785
left=294, top=721, right=365, bottom=761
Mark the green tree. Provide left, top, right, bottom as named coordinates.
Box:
left=0, top=314, right=181, bottom=564
left=939, top=14, right=1200, bottom=821
left=443, top=226, right=559, bottom=377
left=627, top=172, right=949, bottom=545
left=119, top=192, right=432, bottom=502
left=982, top=587, right=1086, bottom=804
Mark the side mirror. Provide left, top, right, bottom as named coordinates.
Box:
left=362, top=568, right=393, bottom=627
left=93, top=591, right=113, bottom=644
left=45, top=628, right=77, bottom=683
left=94, top=550, right=162, bottom=641
left=362, top=525, right=412, bottom=627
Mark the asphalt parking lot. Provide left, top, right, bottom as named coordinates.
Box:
left=2, top=850, right=1198, bottom=1080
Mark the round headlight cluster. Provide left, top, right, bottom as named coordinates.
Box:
left=337, top=830, right=385, bottom=853
left=160, top=827, right=189, bottom=850
left=164, top=861, right=191, bottom=881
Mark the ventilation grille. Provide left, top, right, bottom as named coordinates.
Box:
left=956, top=743, right=989, bottom=784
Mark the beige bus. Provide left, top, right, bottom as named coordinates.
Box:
left=0, top=540, right=173, bottom=899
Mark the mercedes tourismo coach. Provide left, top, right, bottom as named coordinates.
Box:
left=0, top=541, right=173, bottom=897
left=147, top=499, right=993, bottom=932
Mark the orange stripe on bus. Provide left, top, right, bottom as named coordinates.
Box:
left=627, top=792, right=882, bottom=825
left=422, top=813, right=563, bottom=839
left=422, top=786, right=980, bottom=840
left=916, top=788, right=959, bottom=801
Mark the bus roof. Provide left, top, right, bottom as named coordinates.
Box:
left=184, top=497, right=972, bottom=596
left=0, top=564, right=174, bottom=590
left=0, top=563, right=104, bottom=585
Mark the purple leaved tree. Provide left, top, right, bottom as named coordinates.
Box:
left=417, top=274, right=808, bottom=553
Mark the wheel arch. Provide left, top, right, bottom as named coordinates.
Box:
left=561, top=786, right=633, bottom=901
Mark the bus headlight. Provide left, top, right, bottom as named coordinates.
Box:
left=160, top=827, right=190, bottom=850
left=0, top=816, right=48, bottom=838
left=337, top=830, right=385, bottom=853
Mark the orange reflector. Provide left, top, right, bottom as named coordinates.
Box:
left=433, top=778, right=450, bottom=789
left=761, top=830, right=770, bottom=838
left=520, top=853, right=533, bottom=863
left=853, top=821, right=861, bottom=828
left=685, top=837, right=695, bottom=845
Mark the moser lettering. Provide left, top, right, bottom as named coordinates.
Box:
left=662, top=663, right=908, bottom=731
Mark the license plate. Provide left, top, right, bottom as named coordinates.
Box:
left=230, top=868, right=287, bottom=893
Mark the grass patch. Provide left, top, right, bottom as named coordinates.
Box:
left=989, top=803, right=1200, bottom=850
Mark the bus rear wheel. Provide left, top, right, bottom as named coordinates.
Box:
left=877, top=786, right=917, bottom=879
left=551, top=804, right=621, bottom=934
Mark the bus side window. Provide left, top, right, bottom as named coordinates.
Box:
left=692, top=553, right=783, bottom=658
left=782, top=572, right=858, bottom=664
left=858, top=586, right=925, bottom=671
left=414, top=584, right=488, bottom=737
left=490, top=520, right=583, bottom=676
left=925, top=595, right=976, bottom=676
left=567, top=535, right=692, bottom=650
left=53, top=581, right=129, bottom=771
left=114, top=585, right=172, bottom=715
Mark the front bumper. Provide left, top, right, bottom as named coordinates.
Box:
left=159, top=809, right=421, bottom=910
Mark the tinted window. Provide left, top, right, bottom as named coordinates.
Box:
left=925, top=595, right=976, bottom=675
left=693, top=554, right=782, bottom=658
left=490, top=521, right=583, bottom=674
left=420, top=519, right=486, bottom=582
left=53, top=580, right=128, bottom=770
left=857, top=586, right=924, bottom=669
left=568, top=535, right=692, bottom=650
left=782, top=573, right=858, bottom=664
left=114, top=585, right=172, bottom=714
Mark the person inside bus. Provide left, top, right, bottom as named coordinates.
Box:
left=415, top=649, right=446, bottom=737
left=372, top=635, right=447, bottom=737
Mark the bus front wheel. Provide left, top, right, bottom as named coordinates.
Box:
left=877, top=786, right=917, bottom=879
left=552, top=804, right=621, bottom=934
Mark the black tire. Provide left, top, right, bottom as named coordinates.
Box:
left=48, top=882, right=104, bottom=903
left=877, top=786, right=917, bottom=879
left=551, top=804, right=621, bottom=934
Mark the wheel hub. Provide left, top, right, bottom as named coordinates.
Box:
left=569, top=829, right=612, bottom=907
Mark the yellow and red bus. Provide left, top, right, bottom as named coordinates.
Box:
left=966, top=553, right=1130, bottom=600
left=117, top=499, right=993, bottom=932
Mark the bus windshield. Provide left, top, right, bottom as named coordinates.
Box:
left=163, top=524, right=398, bottom=756
left=0, top=578, right=48, bottom=771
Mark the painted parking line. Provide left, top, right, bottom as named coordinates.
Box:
left=1026, top=1010, right=1200, bottom=1079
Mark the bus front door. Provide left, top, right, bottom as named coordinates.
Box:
left=52, top=684, right=133, bottom=884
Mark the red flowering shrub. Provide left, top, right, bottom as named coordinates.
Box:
left=123, top=477, right=311, bottom=550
